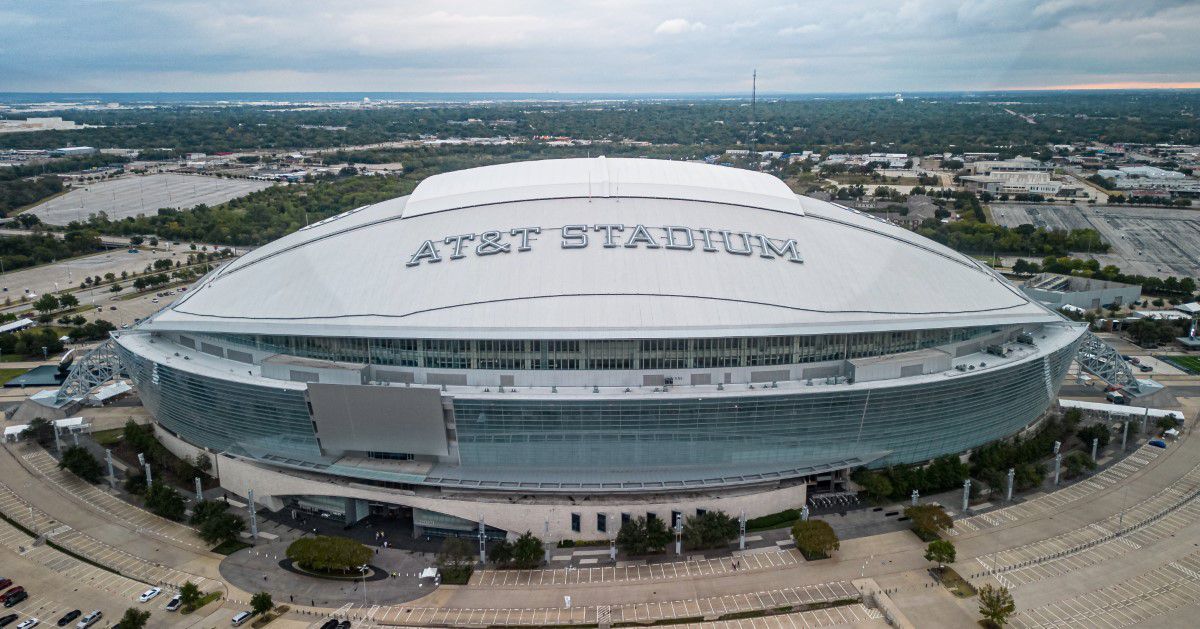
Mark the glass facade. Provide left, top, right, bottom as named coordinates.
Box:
left=212, top=327, right=996, bottom=371
left=118, top=330, right=1079, bottom=489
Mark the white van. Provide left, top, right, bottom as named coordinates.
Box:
left=76, top=611, right=102, bottom=629
left=231, top=611, right=252, bottom=627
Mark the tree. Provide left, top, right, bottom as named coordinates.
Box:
left=178, top=581, right=202, bottom=610
left=21, top=417, right=55, bottom=446
left=130, top=235, right=144, bottom=246
left=199, top=512, right=246, bottom=546
left=978, top=584, right=1016, bottom=627
left=681, top=510, right=738, bottom=550
left=616, top=516, right=672, bottom=556
left=59, top=445, right=104, bottom=483
left=791, top=519, right=839, bottom=560
left=1063, top=451, right=1097, bottom=479
left=287, top=535, right=372, bottom=572
left=118, top=608, right=151, bottom=629
left=1077, top=423, right=1111, bottom=450
left=487, top=539, right=514, bottom=566
left=905, top=504, right=952, bottom=541
left=33, top=292, right=59, bottom=314
left=143, top=480, right=186, bottom=520
left=194, top=453, right=212, bottom=473
left=924, top=539, right=956, bottom=569
left=189, top=499, right=229, bottom=525
left=511, top=531, right=545, bottom=569
left=58, top=293, right=80, bottom=309
left=436, top=536, right=475, bottom=583
left=123, top=471, right=147, bottom=495
left=250, top=591, right=273, bottom=615
left=856, top=471, right=894, bottom=502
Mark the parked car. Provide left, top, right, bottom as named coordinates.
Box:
left=55, top=610, right=80, bottom=627
left=0, top=581, right=9, bottom=593
left=15, top=618, right=38, bottom=629
left=3, top=591, right=27, bottom=607
left=337, top=621, right=351, bottom=629
left=0, top=615, right=17, bottom=628
left=319, top=620, right=339, bottom=629
left=165, top=594, right=182, bottom=612
left=1149, top=439, right=1168, bottom=449
left=75, top=610, right=101, bottom=629
left=138, top=587, right=161, bottom=603
left=231, top=611, right=252, bottom=627
left=1139, top=364, right=1153, bottom=372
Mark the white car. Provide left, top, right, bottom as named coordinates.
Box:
left=165, top=594, right=182, bottom=611
left=76, top=611, right=102, bottom=629
left=139, top=587, right=161, bottom=603
left=16, top=619, right=39, bottom=629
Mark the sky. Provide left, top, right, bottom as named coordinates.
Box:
left=1, top=0, right=1198, bottom=94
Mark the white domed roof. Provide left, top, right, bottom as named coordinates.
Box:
left=146, top=158, right=1057, bottom=339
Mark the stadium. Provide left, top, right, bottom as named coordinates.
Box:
left=114, top=157, right=1084, bottom=539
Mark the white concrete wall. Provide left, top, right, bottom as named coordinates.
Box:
left=152, top=424, right=218, bottom=480
left=216, top=454, right=807, bottom=540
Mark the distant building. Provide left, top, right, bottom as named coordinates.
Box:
left=0, top=117, right=87, bottom=133
left=1021, top=273, right=1141, bottom=312
left=51, top=146, right=98, bottom=157
left=967, top=156, right=1050, bottom=176
left=962, top=171, right=1069, bottom=196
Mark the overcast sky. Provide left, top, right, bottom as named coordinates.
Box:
left=2, top=0, right=1198, bottom=93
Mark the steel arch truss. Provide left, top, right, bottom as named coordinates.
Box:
left=54, top=338, right=123, bottom=406
left=1077, top=330, right=1142, bottom=395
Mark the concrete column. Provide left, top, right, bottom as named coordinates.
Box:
left=143, top=462, right=152, bottom=486
left=53, top=425, right=62, bottom=455
left=71, top=431, right=79, bottom=446
left=195, top=477, right=203, bottom=502
left=1054, top=453, right=1063, bottom=485
left=105, top=449, right=115, bottom=481
left=248, top=488, right=257, bottom=539
left=1122, top=421, right=1129, bottom=451
left=544, top=519, right=551, bottom=564
left=738, top=509, right=746, bottom=551
left=801, top=505, right=809, bottom=522
left=1053, top=440, right=1061, bottom=455
left=674, top=513, right=683, bottom=556
left=911, top=490, right=919, bottom=506
left=1092, top=437, right=1099, bottom=461
left=478, top=516, right=486, bottom=564
left=962, top=479, right=971, bottom=513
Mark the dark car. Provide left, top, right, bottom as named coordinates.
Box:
left=0, top=614, right=18, bottom=627
left=319, top=620, right=339, bottom=629
left=57, top=611, right=81, bottom=627
left=2, top=591, right=26, bottom=608
left=337, top=621, right=351, bottom=629
left=0, top=580, right=9, bottom=592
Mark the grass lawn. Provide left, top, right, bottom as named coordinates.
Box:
left=1161, top=355, right=1200, bottom=375
left=91, top=427, right=124, bottom=447
left=0, top=367, right=28, bottom=385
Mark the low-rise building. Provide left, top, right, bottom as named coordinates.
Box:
left=1021, top=273, right=1141, bottom=312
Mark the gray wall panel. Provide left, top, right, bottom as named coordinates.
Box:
left=308, top=383, right=449, bottom=457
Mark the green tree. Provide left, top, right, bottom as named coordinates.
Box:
left=791, top=519, right=839, bottom=560
left=123, top=471, right=147, bottom=495
left=199, top=512, right=246, bottom=546
left=59, top=445, right=104, bottom=483
left=250, top=591, right=273, bottom=615
left=178, top=581, right=202, bottom=610
left=58, top=293, right=80, bottom=309
left=143, top=480, right=186, bottom=520
left=287, top=535, right=372, bottom=572
left=905, top=504, right=952, bottom=541
left=681, top=510, right=738, bottom=550
left=194, top=453, right=213, bottom=474
left=33, top=293, right=60, bottom=314
left=1077, top=424, right=1111, bottom=450
left=118, top=608, right=151, bottom=629
left=856, top=471, right=894, bottom=502
left=616, top=516, right=672, bottom=556
left=189, top=499, right=229, bottom=525
left=20, top=417, right=55, bottom=446
left=511, top=531, right=545, bottom=569
left=1063, top=451, right=1097, bottom=479
left=487, top=539, right=514, bottom=567
left=924, top=539, right=956, bottom=569
left=978, top=584, right=1016, bottom=627
left=436, top=536, right=475, bottom=584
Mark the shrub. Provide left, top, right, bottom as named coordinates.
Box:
left=682, top=510, right=738, bottom=550
left=616, top=516, right=672, bottom=556
left=60, top=446, right=104, bottom=483
left=905, top=504, right=952, bottom=541
left=287, top=535, right=372, bottom=573
left=791, top=519, right=839, bottom=560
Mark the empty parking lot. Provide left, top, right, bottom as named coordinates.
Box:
left=26, top=173, right=276, bottom=225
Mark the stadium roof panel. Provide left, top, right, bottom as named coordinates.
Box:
left=146, top=158, right=1059, bottom=339
left=401, top=157, right=805, bottom=217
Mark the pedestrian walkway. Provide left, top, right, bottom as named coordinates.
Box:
left=352, top=580, right=862, bottom=626
left=472, top=548, right=802, bottom=586
left=1010, top=549, right=1200, bottom=628
left=18, top=445, right=206, bottom=550
left=0, top=477, right=216, bottom=591
left=946, top=445, right=1160, bottom=538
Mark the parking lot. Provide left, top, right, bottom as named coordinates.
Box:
left=26, top=174, right=275, bottom=225
left=990, top=203, right=1200, bottom=279
left=472, top=548, right=802, bottom=587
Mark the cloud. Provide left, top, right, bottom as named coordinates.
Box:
left=0, top=0, right=1197, bottom=93
left=654, top=18, right=706, bottom=35
left=779, top=24, right=821, bottom=36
